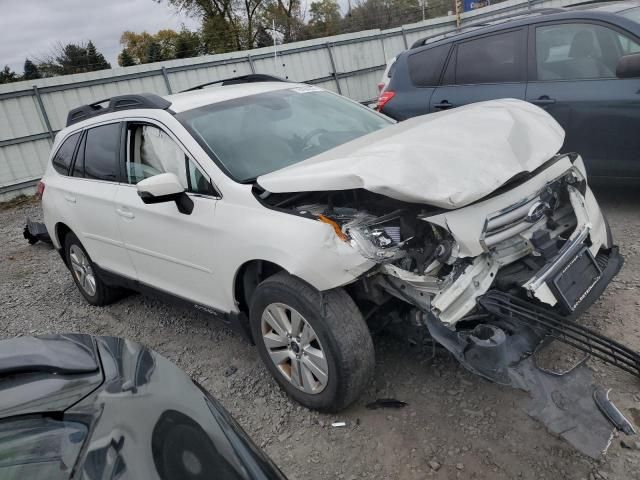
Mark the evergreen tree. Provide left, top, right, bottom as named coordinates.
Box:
left=86, top=41, right=111, bottom=70
left=145, top=41, right=164, bottom=63
left=23, top=59, right=41, bottom=80
left=118, top=49, right=136, bottom=67
left=0, top=65, right=18, bottom=83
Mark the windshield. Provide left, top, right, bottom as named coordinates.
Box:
left=620, top=6, right=640, bottom=22
left=177, top=87, right=392, bottom=182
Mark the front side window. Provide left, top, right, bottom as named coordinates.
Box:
left=126, top=124, right=216, bottom=196
left=454, top=30, right=525, bottom=84
left=0, top=417, right=87, bottom=480
left=82, top=123, right=121, bottom=181
left=52, top=133, right=80, bottom=175
left=408, top=44, right=451, bottom=86
left=177, top=87, right=392, bottom=182
left=535, top=23, right=640, bottom=80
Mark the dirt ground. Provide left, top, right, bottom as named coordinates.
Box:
left=1, top=187, right=639, bottom=480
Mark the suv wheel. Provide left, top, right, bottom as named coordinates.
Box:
left=64, top=232, right=123, bottom=306
left=249, top=272, right=374, bottom=411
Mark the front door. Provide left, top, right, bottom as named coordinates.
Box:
left=429, top=28, right=528, bottom=112
left=526, top=21, right=640, bottom=180
left=114, top=122, right=225, bottom=310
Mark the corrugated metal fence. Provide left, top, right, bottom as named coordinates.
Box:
left=0, top=0, right=569, bottom=200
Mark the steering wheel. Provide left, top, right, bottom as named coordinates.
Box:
left=301, top=128, right=328, bottom=150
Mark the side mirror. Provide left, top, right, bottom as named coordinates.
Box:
left=136, top=173, right=194, bottom=215
left=616, top=53, right=640, bottom=79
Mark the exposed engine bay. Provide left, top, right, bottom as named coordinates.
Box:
left=259, top=157, right=590, bottom=325
left=256, top=154, right=638, bottom=458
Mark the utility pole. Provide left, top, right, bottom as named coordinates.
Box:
left=455, top=0, right=462, bottom=29
left=420, top=0, right=426, bottom=21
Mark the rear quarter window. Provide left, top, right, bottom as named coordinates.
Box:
left=52, top=133, right=80, bottom=175
left=407, top=44, right=451, bottom=86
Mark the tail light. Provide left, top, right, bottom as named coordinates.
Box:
left=36, top=180, right=45, bottom=199
left=377, top=82, right=385, bottom=93
left=376, top=91, right=395, bottom=111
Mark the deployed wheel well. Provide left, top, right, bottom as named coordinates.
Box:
left=234, top=260, right=285, bottom=314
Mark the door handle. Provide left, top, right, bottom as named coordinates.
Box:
left=63, top=194, right=76, bottom=204
left=433, top=100, right=454, bottom=110
left=116, top=208, right=135, bottom=219
left=531, top=96, right=556, bottom=106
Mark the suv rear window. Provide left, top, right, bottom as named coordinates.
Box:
left=407, top=44, right=451, bottom=86
left=454, top=29, right=525, bottom=84
left=52, top=133, right=80, bottom=175
left=82, top=123, right=120, bottom=181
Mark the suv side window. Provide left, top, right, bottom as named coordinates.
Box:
left=536, top=23, right=640, bottom=80
left=126, top=124, right=217, bottom=196
left=407, top=44, right=451, bottom=86
left=77, top=123, right=121, bottom=181
left=52, top=133, right=80, bottom=175
left=454, top=29, right=526, bottom=84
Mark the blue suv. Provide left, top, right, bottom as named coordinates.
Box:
left=379, top=2, right=640, bottom=182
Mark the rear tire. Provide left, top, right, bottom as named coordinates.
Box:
left=63, top=232, right=123, bottom=306
left=249, top=272, right=374, bottom=412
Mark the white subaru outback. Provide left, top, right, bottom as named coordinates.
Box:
left=41, top=75, right=626, bottom=412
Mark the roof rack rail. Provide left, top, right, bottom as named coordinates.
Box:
left=410, top=7, right=565, bottom=48
left=66, top=93, right=172, bottom=127
left=181, top=74, right=288, bottom=93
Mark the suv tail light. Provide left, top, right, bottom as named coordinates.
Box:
left=36, top=180, right=45, bottom=199
left=376, top=91, right=395, bottom=111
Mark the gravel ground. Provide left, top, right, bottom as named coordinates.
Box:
left=1, top=187, right=639, bottom=480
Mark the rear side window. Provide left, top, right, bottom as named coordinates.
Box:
left=82, top=123, right=121, bottom=181
left=454, top=29, right=525, bottom=84
left=408, top=44, right=451, bottom=86
left=52, top=133, right=80, bottom=175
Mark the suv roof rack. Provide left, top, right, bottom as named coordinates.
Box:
left=181, top=74, right=288, bottom=93
left=410, top=8, right=565, bottom=48
left=66, top=93, right=172, bottom=127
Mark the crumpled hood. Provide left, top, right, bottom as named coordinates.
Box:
left=257, top=99, right=565, bottom=209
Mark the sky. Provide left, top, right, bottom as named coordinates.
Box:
left=0, top=0, right=201, bottom=72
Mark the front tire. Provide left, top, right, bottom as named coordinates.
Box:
left=64, top=232, right=122, bottom=306
left=249, top=272, right=374, bottom=412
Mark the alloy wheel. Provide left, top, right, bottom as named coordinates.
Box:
left=261, top=303, right=329, bottom=394
left=69, top=245, right=97, bottom=297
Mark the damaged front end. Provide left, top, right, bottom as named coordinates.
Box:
left=258, top=153, right=638, bottom=457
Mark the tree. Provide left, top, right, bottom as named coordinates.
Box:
left=0, top=65, right=18, bottom=84
left=145, top=41, right=164, bottom=63
left=308, top=0, right=342, bottom=37
left=86, top=41, right=111, bottom=70
left=174, top=28, right=202, bottom=58
left=162, top=0, right=268, bottom=51
left=262, top=0, right=306, bottom=44
left=23, top=59, right=41, bottom=80
left=118, top=49, right=136, bottom=67
left=36, top=41, right=111, bottom=76
left=120, top=28, right=201, bottom=63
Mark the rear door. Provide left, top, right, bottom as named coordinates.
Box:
left=381, top=45, right=450, bottom=119
left=430, top=28, right=528, bottom=112
left=526, top=21, right=640, bottom=180
left=64, top=122, right=135, bottom=278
